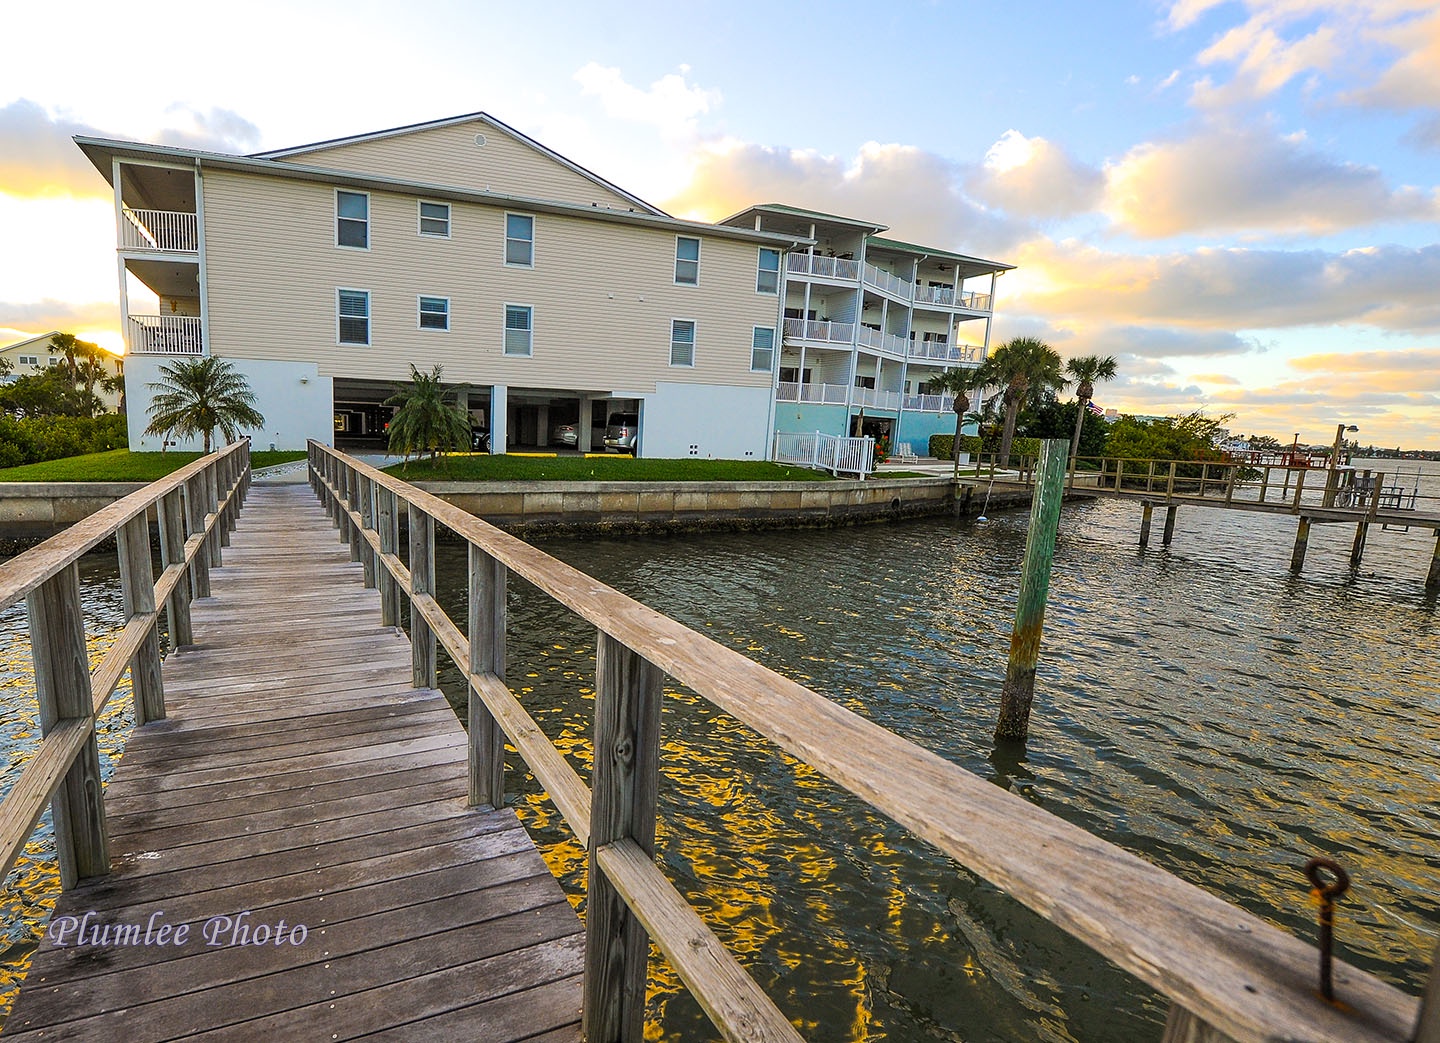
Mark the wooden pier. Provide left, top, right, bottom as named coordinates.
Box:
left=1, top=440, right=1436, bottom=1042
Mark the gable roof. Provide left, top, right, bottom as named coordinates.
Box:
left=251, top=112, right=669, bottom=218
left=867, top=236, right=1014, bottom=273
left=1, top=331, right=61, bottom=353
left=722, top=202, right=888, bottom=234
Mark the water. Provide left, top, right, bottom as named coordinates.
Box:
left=2, top=463, right=1437, bottom=1039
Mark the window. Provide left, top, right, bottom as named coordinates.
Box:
left=854, top=375, right=876, bottom=390
left=338, top=289, right=370, bottom=345
left=505, top=213, right=534, bottom=267
left=419, top=295, right=449, bottom=331
left=504, top=304, right=533, bottom=356
left=757, top=248, right=781, bottom=294
left=18, top=355, right=37, bottom=366
left=670, top=319, right=695, bottom=366
left=674, top=236, right=700, bottom=285
left=779, top=366, right=811, bottom=384
left=48, top=356, right=58, bottom=366
left=751, top=326, right=775, bottom=372
left=419, top=201, right=450, bottom=237
left=336, top=191, right=368, bottom=249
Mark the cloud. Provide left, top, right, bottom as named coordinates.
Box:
left=665, top=139, right=1026, bottom=258
left=1191, top=372, right=1243, bottom=385
left=1289, top=347, right=1440, bottom=391
left=1103, top=124, right=1438, bottom=237
left=0, top=99, right=109, bottom=197
left=1350, top=7, right=1440, bottom=111
left=1191, top=20, right=1341, bottom=106
left=0, top=298, right=118, bottom=334
left=156, top=106, right=261, bottom=154
left=573, top=63, right=721, bottom=133
left=967, top=131, right=1104, bottom=220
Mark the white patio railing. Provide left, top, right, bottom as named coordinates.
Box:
left=913, top=284, right=957, bottom=308
left=786, top=253, right=861, bottom=281
left=854, top=387, right=902, bottom=411
left=774, top=431, right=874, bottom=477
left=909, top=340, right=985, bottom=364
left=120, top=208, right=199, bottom=253
left=783, top=318, right=856, bottom=344
left=128, top=315, right=203, bottom=355
left=903, top=393, right=957, bottom=413
left=855, top=326, right=911, bottom=356
left=862, top=262, right=912, bottom=299
left=775, top=382, right=851, bottom=405
left=957, top=290, right=993, bottom=311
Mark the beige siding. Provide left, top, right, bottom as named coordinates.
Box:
left=272, top=119, right=641, bottom=210
left=201, top=170, right=780, bottom=394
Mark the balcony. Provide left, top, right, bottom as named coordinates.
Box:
left=913, top=284, right=956, bottom=308
left=862, top=262, right=912, bottom=300
left=856, top=325, right=910, bottom=357
left=854, top=386, right=902, bottom=411
left=957, top=290, right=992, bottom=311
left=783, top=318, right=855, bottom=345
left=903, top=392, right=957, bottom=413
left=121, top=208, right=199, bottom=253
left=909, top=340, right=984, bottom=364
left=787, top=253, right=861, bottom=281
left=776, top=381, right=849, bottom=405
left=128, top=315, right=203, bottom=355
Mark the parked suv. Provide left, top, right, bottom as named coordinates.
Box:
left=602, top=412, right=639, bottom=454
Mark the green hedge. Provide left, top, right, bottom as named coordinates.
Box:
left=0, top=414, right=128, bottom=470
left=1013, top=436, right=1042, bottom=458
left=928, top=434, right=983, bottom=460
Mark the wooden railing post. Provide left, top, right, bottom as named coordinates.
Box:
left=408, top=503, right=436, bottom=689
left=1291, top=468, right=1307, bottom=511
left=27, top=565, right=108, bottom=888
left=359, top=474, right=376, bottom=589
left=205, top=464, right=222, bottom=568
left=185, top=475, right=211, bottom=598
left=158, top=487, right=193, bottom=647
left=1162, top=1005, right=1241, bottom=1042
left=584, top=632, right=664, bottom=1043
left=1166, top=460, right=1176, bottom=500
left=468, top=545, right=507, bottom=808
left=1417, top=940, right=1440, bottom=1043
left=379, top=488, right=400, bottom=627
left=117, top=514, right=165, bottom=723
left=217, top=454, right=233, bottom=548
left=347, top=468, right=362, bottom=563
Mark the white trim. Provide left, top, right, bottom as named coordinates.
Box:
left=669, top=317, right=696, bottom=367
left=502, top=302, right=533, bottom=357
left=674, top=235, right=701, bottom=286
left=335, top=188, right=370, bottom=251
left=503, top=212, right=535, bottom=269
left=417, top=294, right=450, bottom=332
left=195, top=164, right=210, bottom=357
left=337, top=287, right=371, bottom=346
left=417, top=199, right=452, bottom=239
left=756, top=246, right=781, bottom=294
left=750, top=325, right=776, bottom=373
left=113, top=157, right=132, bottom=357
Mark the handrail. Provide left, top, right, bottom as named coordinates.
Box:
left=311, top=441, right=1423, bottom=1043
left=0, top=440, right=250, bottom=891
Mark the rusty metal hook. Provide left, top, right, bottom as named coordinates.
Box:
left=1304, top=857, right=1350, bottom=1001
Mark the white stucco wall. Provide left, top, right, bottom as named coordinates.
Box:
left=636, top=381, right=773, bottom=460
left=125, top=356, right=334, bottom=452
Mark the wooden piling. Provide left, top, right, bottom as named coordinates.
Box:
left=1291, top=517, right=1312, bottom=572
left=1162, top=505, right=1177, bottom=546
left=1427, top=530, right=1440, bottom=591
left=1139, top=502, right=1153, bottom=548
left=1351, top=522, right=1369, bottom=567
left=995, top=438, right=1068, bottom=743
left=1416, top=940, right=1440, bottom=1043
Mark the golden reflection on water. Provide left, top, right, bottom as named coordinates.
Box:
left=0, top=618, right=134, bottom=1025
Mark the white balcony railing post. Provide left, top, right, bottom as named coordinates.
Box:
left=127, top=315, right=204, bottom=355
left=120, top=209, right=199, bottom=253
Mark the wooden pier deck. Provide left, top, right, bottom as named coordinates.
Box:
left=3, top=483, right=583, bottom=1041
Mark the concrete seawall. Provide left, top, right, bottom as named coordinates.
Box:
left=0, top=482, right=149, bottom=550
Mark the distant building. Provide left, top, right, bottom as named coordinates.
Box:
left=0, top=330, right=124, bottom=412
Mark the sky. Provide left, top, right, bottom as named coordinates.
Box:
left=2, top=0, right=1438, bottom=448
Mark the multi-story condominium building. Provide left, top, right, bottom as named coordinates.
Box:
left=75, top=114, right=1008, bottom=459
left=0, top=331, right=125, bottom=413
left=719, top=205, right=1011, bottom=453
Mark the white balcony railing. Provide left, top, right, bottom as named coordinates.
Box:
left=783, top=318, right=856, bottom=344
left=774, top=431, right=874, bottom=477
left=903, top=393, right=957, bottom=413
left=957, top=290, right=993, bottom=311
left=776, top=382, right=850, bottom=405
left=862, top=262, right=912, bottom=299
left=856, top=325, right=911, bottom=357
left=786, top=253, right=861, bottom=281
left=908, top=340, right=985, bottom=364
left=854, top=387, right=902, bottom=411
left=913, top=284, right=957, bottom=308
left=128, top=315, right=203, bottom=355
left=121, top=208, right=199, bottom=253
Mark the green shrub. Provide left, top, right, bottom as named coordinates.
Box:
left=0, top=414, right=128, bottom=468
left=929, top=434, right=953, bottom=460
left=1013, top=436, right=1042, bottom=458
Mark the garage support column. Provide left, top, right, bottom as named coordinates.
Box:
left=536, top=404, right=549, bottom=450
left=490, top=384, right=508, bottom=455
left=578, top=394, right=594, bottom=454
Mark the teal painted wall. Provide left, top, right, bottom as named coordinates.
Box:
left=774, top=403, right=849, bottom=436
left=898, top=411, right=965, bottom=448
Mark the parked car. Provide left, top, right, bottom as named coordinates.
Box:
left=602, top=412, right=639, bottom=453
left=551, top=422, right=578, bottom=447
left=470, top=425, right=490, bottom=452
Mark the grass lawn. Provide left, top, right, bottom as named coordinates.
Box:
left=0, top=449, right=307, bottom=483
left=381, top=454, right=835, bottom=482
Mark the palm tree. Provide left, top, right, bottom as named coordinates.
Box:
left=977, top=336, right=1067, bottom=466
left=1064, top=354, right=1118, bottom=463
left=145, top=357, right=264, bottom=453
left=922, top=366, right=987, bottom=479
left=384, top=364, right=471, bottom=467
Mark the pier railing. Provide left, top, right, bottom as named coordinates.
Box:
left=0, top=440, right=250, bottom=890
left=310, top=440, right=1428, bottom=1043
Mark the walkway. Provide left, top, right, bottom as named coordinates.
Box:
left=4, top=484, right=583, bottom=1041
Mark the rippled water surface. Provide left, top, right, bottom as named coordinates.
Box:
left=426, top=461, right=1440, bottom=1042
left=2, top=462, right=1437, bottom=1041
